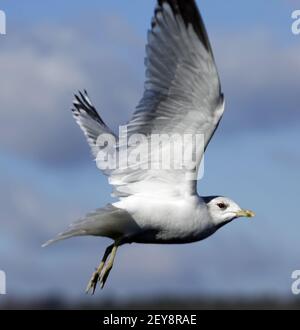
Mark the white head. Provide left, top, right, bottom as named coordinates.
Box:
left=204, top=196, right=255, bottom=228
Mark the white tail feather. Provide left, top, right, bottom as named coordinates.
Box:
left=42, top=204, right=138, bottom=247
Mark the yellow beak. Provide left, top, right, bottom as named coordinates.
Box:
left=235, top=209, right=255, bottom=218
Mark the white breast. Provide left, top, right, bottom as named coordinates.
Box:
left=113, top=195, right=214, bottom=243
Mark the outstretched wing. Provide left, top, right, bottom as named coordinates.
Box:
left=110, top=0, right=224, bottom=198
left=72, top=90, right=117, bottom=175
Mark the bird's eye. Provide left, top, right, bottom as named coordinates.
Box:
left=217, top=202, right=227, bottom=210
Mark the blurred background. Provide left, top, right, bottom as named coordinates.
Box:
left=0, top=0, right=300, bottom=309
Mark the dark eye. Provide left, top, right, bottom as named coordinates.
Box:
left=217, top=202, right=227, bottom=210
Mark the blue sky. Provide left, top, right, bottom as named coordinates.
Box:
left=0, top=0, right=300, bottom=303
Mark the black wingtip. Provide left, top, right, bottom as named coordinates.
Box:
left=79, top=90, right=85, bottom=99
left=156, top=0, right=212, bottom=54
left=72, top=90, right=105, bottom=126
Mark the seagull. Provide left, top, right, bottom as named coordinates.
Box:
left=43, top=0, right=255, bottom=294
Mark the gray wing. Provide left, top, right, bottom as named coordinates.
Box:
left=72, top=90, right=117, bottom=176
left=110, top=0, right=224, bottom=198
left=128, top=0, right=223, bottom=138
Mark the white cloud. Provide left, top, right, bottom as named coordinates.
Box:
left=213, top=30, right=300, bottom=130
left=0, top=18, right=143, bottom=165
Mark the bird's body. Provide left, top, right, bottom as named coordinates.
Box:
left=44, top=0, right=255, bottom=293
left=113, top=195, right=213, bottom=244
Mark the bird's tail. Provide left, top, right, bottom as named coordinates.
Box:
left=42, top=228, right=86, bottom=248
left=42, top=204, right=134, bottom=247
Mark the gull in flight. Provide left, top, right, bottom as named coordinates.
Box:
left=43, top=0, right=255, bottom=293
